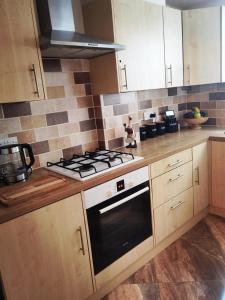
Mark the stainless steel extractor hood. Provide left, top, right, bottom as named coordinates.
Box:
left=36, top=0, right=125, bottom=59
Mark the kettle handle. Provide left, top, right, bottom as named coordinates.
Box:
left=21, top=144, right=35, bottom=170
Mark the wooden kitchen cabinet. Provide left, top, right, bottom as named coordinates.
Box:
left=154, top=188, right=194, bottom=244
left=212, top=141, right=225, bottom=210
left=0, top=0, right=46, bottom=103
left=83, top=0, right=165, bottom=94
left=183, top=7, right=221, bottom=85
left=0, top=194, right=93, bottom=300
left=193, top=142, right=209, bottom=215
left=163, top=7, right=183, bottom=87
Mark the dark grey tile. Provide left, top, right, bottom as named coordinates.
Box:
left=96, top=118, right=104, bottom=129
left=187, top=102, right=200, bottom=110
left=0, top=105, right=3, bottom=119
left=74, top=72, right=90, bottom=84
left=2, top=102, right=31, bottom=118
left=113, top=104, right=129, bottom=116
left=204, top=118, right=216, bottom=126
left=93, top=95, right=101, bottom=106
left=178, top=103, right=187, bottom=111
left=189, top=85, right=201, bottom=93
left=79, top=119, right=96, bottom=131
left=88, top=107, right=95, bottom=119
left=138, top=100, right=152, bottom=110
left=31, top=140, right=49, bottom=155
left=62, top=145, right=82, bottom=159
left=108, top=137, right=124, bottom=149
left=85, top=83, right=92, bottom=96
left=42, top=59, right=62, bottom=72
left=98, top=140, right=106, bottom=150
left=209, top=92, right=225, bottom=101
left=200, top=101, right=216, bottom=109
left=168, top=87, right=177, bottom=97
left=46, top=111, right=68, bottom=126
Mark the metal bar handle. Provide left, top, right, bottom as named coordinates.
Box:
left=77, top=226, right=85, bottom=256
left=167, top=64, right=173, bottom=85
left=169, top=174, right=183, bottom=183
left=170, top=200, right=185, bottom=210
left=195, top=167, right=200, bottom=185
left=99, top=186, right=149, bottom=215
left=168, top=159, right=183, bottom=167
left=30, top=64, right=39, bottom=98
left=121, top=64, right=128, bottom=89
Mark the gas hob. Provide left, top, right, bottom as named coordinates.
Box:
left=46, top=150, right=143, bottom=181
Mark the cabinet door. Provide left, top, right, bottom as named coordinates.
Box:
left=212, top=141, right=225, bottom=209
left=113, top=0, right=165, bottom=91
left=0, top=194, right=93, bottom=300
left=193, top=142, right=209, bottom=214
left=154, top=188, right=193, bottom=244
left=183, top=7, right=221, bottom=86
left=163, top=7, right=183, bottom=87
left=0, top=0, right=46, bottom=103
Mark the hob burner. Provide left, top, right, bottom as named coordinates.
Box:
left=79, top=165, right=94, bottom=172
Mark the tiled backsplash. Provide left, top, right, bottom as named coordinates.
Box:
left=0, top=59, right=99, bottom=168
left=1, top=58, right=225, bottom=167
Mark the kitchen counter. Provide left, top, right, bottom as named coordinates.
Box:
left=0, top=127, right=225, bottom=224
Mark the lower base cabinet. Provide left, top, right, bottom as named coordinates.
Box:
left=0, top=194, right=93, bottom=300
left=154, top=188, right=194, bottom=243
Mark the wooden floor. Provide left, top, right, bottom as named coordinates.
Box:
left=103, top=215, right=225, bottom=300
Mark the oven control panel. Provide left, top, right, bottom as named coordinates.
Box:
left=84, top=166, right=149, bottom=209
left=116, top=179, right=125, bottom=192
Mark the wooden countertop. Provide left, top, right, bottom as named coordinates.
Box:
left=0, top=127, right=225, bottom=224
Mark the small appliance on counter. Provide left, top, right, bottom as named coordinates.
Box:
left=164, top=110, right=178, bottom=133
left=156, top=121, right=166, bottom=135
left=0, top=143, right=35, bottom=184
left=146, top=123, right=157, bottom=138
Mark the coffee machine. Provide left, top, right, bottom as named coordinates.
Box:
left=164, top=110, right=178, bottom=133
left=0, top=143, right=35, bottom=184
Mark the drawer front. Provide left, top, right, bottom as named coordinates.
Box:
left=152, top=161, right=193, bottom=208
left=151, top=148, right=192, bottom=178
left=154, top=187, right=193, bottom=243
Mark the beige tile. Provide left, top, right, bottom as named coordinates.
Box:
left=58, top=123, right=79, bottom=136
left=70, top=133, right=82, bottom=147
left=187, top=92, right=209, bottom=103
left=217, top=101, right=225, bottom=109
left=216, top=110, right=225, bottom=118
left=73, top=85, right=87, bottom=97
left=35, top=126, right=59, bottom=142
left=82, top=141, right=99, bottom=153
left=152, top=99, right=163, bottom=108
left=39, top=150, right=63, bottom=167
left=30, top=99, right=56, bottom=115
left=120, top=92, right=137, bottom=104
left=61, top=59, right=90, bottom=72
left=129, top=102, right=139, bottom=114
left=115, top=127, right=125, bottom=138
left=103, top=106, right=114, bottom=118
left=0, top=118, right=21, bottom=134
left=105, top=116, right=123, bottom=129
left=208, top=109, right=217, bottom=118
left=20, top=115, right=46, bottom=130
left=9, top=130, right=36, bottom=143
left=173, top=95, right=187, bottom=104
left=77, top=96, right=93, bottom=108
left=32, top=155, right=41, bottom=170
left=104, top=128, right=116, bottom=140
left=47, top=86, right=65, bottom=99
left=54, top=98, right=76, bottom=112
left=68, top=108, right=89, bottom=123
left=216, top=118, right=225, bottom=126
left=49, top=136, right=71, bottom=151
left=45, top=72, right=74, bottom=87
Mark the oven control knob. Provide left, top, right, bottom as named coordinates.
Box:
left=106, top=191, right=112, bottom=198
left=128, top=181, right=134, bottom=188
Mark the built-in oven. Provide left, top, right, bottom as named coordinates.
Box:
left=84, top=166, right=152, bottom=275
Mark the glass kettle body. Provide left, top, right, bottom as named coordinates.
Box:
left=0, top=144, right=35, bottom=184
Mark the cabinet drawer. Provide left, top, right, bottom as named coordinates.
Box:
left=152, top=161, right=193, bottom=208
left=151, top=148, right=192, bottom=178
left=154, top=187, right=193, bottom=243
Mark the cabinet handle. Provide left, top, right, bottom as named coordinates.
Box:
left=195, top=167, right=200, bottom=185
left=187, top=64, right=191, bottom=85
left=167, top=64, right=173, bottom=86
left=121, top=64, right=128, bottom=90
left=170, top=200, right=185, bottom=210
left=168, top=159, right=182, bottom=167
left=77, top=226, right=85, bottom=256
left=169, top=173, right=183, bottom=183
left=30, top=64, right=39, bottom=98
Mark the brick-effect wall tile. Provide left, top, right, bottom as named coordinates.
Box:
left=74, top=72, right=90, bottom=84
left=47, top=86, right=65, bottom=99
left=43, top=59, right=62, bottom=72
left=62, top=145, right=83, bottom=159
left=113, top=104, right=129, bottom=116
left=46, top=111, right=68, bottom=126
left=3, top=102, right=31, bottom=118
left=80, top=119, right=96, bottom=132
left=209, top=92, right=225, bottom=101
left=138, top=100, right=152, bottom=110
left=108, top=137, right=124, bottom=149
left=31, top=140, right=49, bottom=155
left=77, top=96, right=93, bottom=108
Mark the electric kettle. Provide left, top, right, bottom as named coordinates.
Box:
left=0, top=143, right=35, bottom=184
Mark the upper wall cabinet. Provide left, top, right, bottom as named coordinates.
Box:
left=83, top=0, right=166, bottom=94
left=0, top=0, right=46, bottom=103
left=163, top=7, right=183, bottom=88
left=183, top=7, right=221, bottom=86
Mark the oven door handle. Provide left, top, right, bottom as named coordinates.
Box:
left=99, top=186, right=150, bottom=214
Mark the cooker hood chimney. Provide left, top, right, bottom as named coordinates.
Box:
left=36, top=0, right=125, bottom=59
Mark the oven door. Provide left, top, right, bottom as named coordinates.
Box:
left=86, top=181, right=152, bottom=275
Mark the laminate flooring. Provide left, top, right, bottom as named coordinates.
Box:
left=104, top=215, right=225, bottom=300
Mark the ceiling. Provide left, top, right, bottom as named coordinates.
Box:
left=166, top=0, right=225, bottom=10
